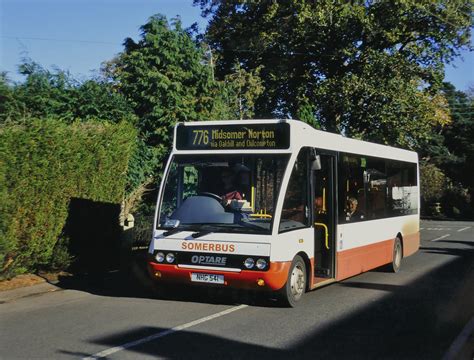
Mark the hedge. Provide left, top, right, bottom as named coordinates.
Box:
left=0, top=119, right=136, bottom=278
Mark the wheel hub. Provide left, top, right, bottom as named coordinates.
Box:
left=290, top=265, right=305, bottom=299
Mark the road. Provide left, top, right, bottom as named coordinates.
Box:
left=1, top=220, right=473, bottom=359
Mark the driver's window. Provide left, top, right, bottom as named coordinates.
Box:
left=160, top=164, right=199, bottom=220
left=160, top=162, right=178, bottom=219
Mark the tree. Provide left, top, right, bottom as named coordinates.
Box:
left=104, top=15, right=237, bottom=181
left=0, top=61, right=135, bottom=124
left=0, top=73, right=22, bottom=123
left=223, top=63, right=264, bottom=119
left=1, top=62, right=140, bottom=213
left=440, top=83, right=474, bottom=189
left=420, top=162, right=447, bottom=203
left=417, top=83, right=473, bottom=218
left=71, top=79, right=136, bottom=123
left=13, top=61, right=75, bottom=121
left=195, top=0, right=472, bottom=149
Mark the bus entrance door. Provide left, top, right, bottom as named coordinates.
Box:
left=312, top=152, right=336, bottom=281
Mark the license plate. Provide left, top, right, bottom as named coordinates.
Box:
left=191, top=273, right=224, bottom=284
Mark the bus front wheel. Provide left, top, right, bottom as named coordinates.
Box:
left=279, top=255, right=306, bottom=307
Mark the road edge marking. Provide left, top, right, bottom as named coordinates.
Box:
left=83, top=304, right=248, bottom=359
left=431, top=234, right=450, bottom=242
left=457, top=226, right=471, bottom=233
left=442, top=316, right=474, bottom=360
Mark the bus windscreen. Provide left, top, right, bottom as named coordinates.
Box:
left=157, top=154, right=289, bottom=234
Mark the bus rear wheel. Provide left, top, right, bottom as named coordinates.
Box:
left=389, top=237, right=403, bottom=273
left=279, top=255, right=306, bottom=307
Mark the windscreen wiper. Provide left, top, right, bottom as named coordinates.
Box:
left=163, top=228, right=183, bottom=237
left=191, top=231, right=213, bottom=238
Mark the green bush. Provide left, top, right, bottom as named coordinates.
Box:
left=420, top=162, right=448, bottom=204
left=442, top=183, right=473, bottom=219
left=0, top=119, right=136, bottom=278
left=48, top=235, right=74, bottom=271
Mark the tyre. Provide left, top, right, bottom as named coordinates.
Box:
left=390, top=237, right=403, bottom=273
left=279, top=255, right=307, bottom=307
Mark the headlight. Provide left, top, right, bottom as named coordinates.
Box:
left=244, top=257, right=255, bottom=269
left=256, top=258, right=267, bottom=270
left=155, top=252, right=165, bottom=263
left=166, top=253, right=175, bottom=263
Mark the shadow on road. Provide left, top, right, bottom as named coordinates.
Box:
left=435, top=240, right=474, bottom=247
left=57, top=242, right=474, bottom=360
left=337, top=281, right=402, bottom=292
left=60, top=326, right=283, bottom=359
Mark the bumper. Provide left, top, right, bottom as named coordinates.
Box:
left=147, top=261, right=290, bottom=291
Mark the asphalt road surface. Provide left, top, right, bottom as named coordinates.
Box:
left=1, top=220, right=473, bottom=359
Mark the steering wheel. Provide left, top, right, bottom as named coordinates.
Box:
left=198, top=192, right=223, bottom=203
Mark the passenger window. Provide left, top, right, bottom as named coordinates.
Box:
left=387, top=160, right=418, bottom=216
left=339, top=154, right=418, bottom=222
left=338, top=154, right=366, bottom=223
left=279, top=149, right=310, bottom=232
left=365, top=157, right=387, bottom=220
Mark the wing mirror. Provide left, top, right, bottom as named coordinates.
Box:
left=162, top=219, right=180, bottom=229
left=311, top=155, right=321, bottom=170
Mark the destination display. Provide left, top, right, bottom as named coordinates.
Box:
left=175, top=123, right=290, bottom=150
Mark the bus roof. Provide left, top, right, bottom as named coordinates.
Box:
left=172, top=119, right=418, bottom=163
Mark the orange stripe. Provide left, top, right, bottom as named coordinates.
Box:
left=403, top=232, right=420, bottom=257
left=336, top=232, right=420, bottom=281
left=308, top=257, right=315, bottom=288
left=336, top=239, right=393, bottom=281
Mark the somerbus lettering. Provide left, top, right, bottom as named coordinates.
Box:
left=181, top=242, right=235, bottom=253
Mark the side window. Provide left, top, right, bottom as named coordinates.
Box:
left=279, top=148, right=310, bottom=232
left=365, top=157, right=387, bottom=220
left=338, top=153, right=366, bottom=223
left=339, top=154, right=418, bottom=221
left=387, top=160, right=418, bottom=216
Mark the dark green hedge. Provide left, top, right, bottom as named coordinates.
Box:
left=0, top=119, right=136, bottom=278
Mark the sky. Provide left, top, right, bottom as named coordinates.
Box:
left=1, top=0, right=473, bottom=91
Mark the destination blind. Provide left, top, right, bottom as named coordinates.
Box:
left=175, top=123, right=290, bottom=150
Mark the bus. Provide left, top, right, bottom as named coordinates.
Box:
left=148, top=119, right=420, bottom=306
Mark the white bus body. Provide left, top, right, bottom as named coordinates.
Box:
left=148, top=119, right=419, bottom=306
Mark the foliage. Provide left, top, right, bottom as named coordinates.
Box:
left=0, top=119, right=136, bottom=278
left=48, top=235, right=74, bottom=271
left=104, top=16, right=222, bottom=179
left=419, top=83, right=474, bottom=218
left=420, top=162, right=447, bottom=204
left=104, top=15, right=264, bottom=195
left=1, top=61, right=144, bottom=218
left=0, top=62, right=136, bottom=124
left=441, top=183, right=472, bottom=219
left=196, top=0, right=472, bottom=149
left=440, top=83, right=474, bottom=190
left=223, top=63, right=264, bottom=119
left=2, top=17, right=265, bottom=211
left=419, top=161, right=472, bottom=218
left=0, top=73, right=22, bottom=122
